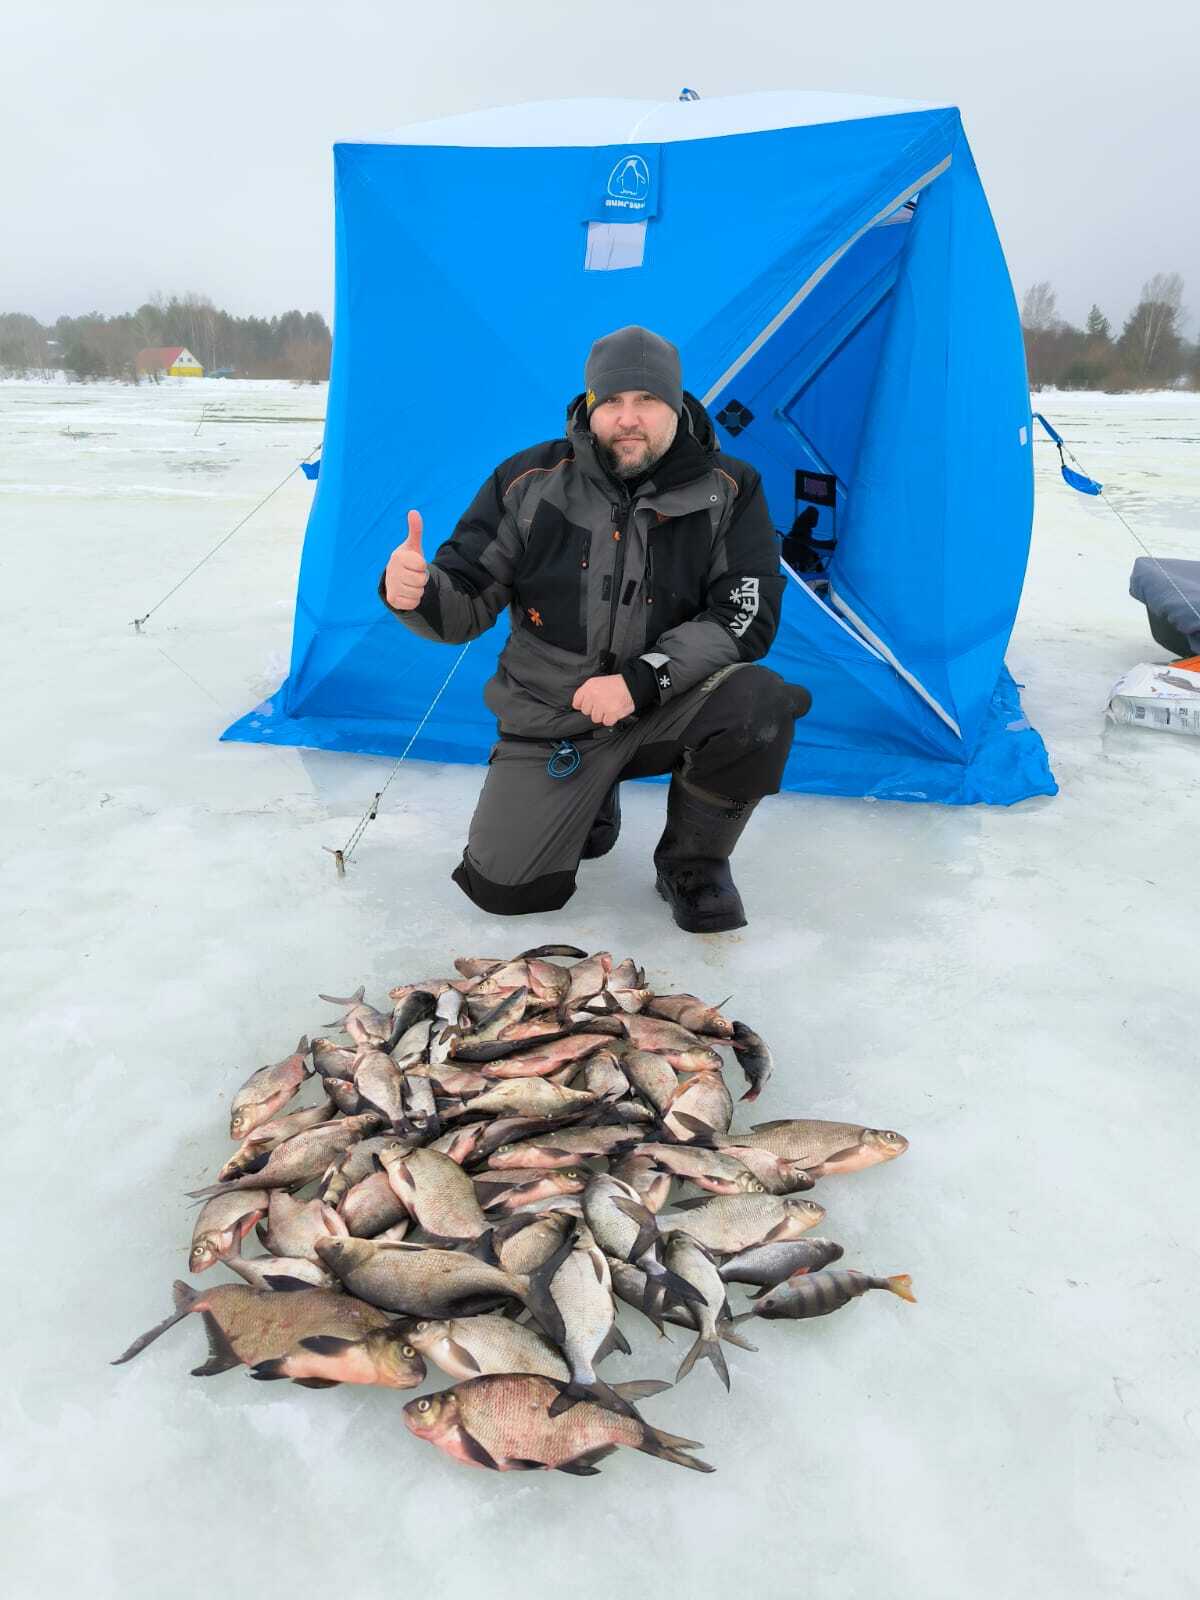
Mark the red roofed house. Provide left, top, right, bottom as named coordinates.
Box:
left=135, top=346, right=204, bottom=378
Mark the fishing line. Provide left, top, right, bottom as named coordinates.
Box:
left=130, top=444, right=321, bottom=631
left=1034, top=412, right=1200, bottom=635
left=326, top=640, right=474, bottom=875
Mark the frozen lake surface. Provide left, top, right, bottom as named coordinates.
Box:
left=4, top=377, right=1199, bottom=1598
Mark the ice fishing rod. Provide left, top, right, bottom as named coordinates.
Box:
left=324, top=640, right=474, bottom=875
left=1033, top=411, right=1200, bottom=636
left=129, top=444, right=321, bottom=631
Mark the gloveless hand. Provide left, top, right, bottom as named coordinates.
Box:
left=572, top=674, right=635, bottom=727
left=384, top=510, right=429, bottom=610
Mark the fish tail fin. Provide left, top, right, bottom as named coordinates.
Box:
left=884, top=1273, right=917, bottom=1304
left=675, top=1333, right=730, bottom=1392
left=111, top=1282, right=197, bottom=1365
left=656, top=1264, right=708, bottom=1310
left=719, top=1320, right=758, bottom=1351
left=729, top=1311, right=757, bottom=1326
left=185, top=1179, right=247, bottom=1199
left=249, top=1358, right=288, bottom=1381
left=548, top=1372, right=657, bottom=1421
left=612, top=1378, right=672, bottom=1404
left=739, top=1085, right=761, bottom=1102
left=317, top=989, right=363, bottom=1008
left=639, top=1425, right=716, bottom=1474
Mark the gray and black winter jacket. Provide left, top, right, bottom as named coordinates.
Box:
left=379, top=392, right=785, bottom=741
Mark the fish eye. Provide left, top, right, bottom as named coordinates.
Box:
left=402, top=1345, right=416, bottom=1358
left=750, top=1181, right=764, bottom=1192
left=497, top=1145, right=513, bottom=1154
left=417, top=1399, right=431, bottom=1413
left=415, top=1321, right=428, bottom=1332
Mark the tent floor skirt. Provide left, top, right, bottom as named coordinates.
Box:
left=222, top=666, right=1057, bottom=808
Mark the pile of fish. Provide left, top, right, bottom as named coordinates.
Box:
left=115, top=945, right=913, bottom=1477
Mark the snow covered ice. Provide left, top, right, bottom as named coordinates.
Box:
left=3, top=377, right=1199, bottom=1598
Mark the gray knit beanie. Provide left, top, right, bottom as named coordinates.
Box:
left=585, top=326, right=683, bottom=416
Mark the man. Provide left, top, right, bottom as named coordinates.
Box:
left=380, top=325, right=810, bottom=932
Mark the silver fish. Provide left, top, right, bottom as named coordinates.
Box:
left=644, top=994, right=735, bottom=1038
left=620, top=1050, right=679, bottom=1115
left=339, top=1171, right=410, bottom=1238
left=662, top=1071, right=734, bottom=1143
left=524, top=1222, right=634, bottom=1414
left=407, top=1313, right=569, bottom=1381
left=229, top=1037, right=311, bottom=1140
left=715, top=1120, right=909, bottom=1173
left=381, top=1146, right=489, bottom=1242
left=223, top=1254, right=338, bottom=1292
left=319, top=987, right=393, bottom=1046
left=663, top=1232, right=739, bottom=1390
left=315, top=1238, right=530, bottom=1318
left=664, top=1194, right=826, bottom=1255
left=718, top=1237, right=845, bottom=1288
left=188, top=1114, right=384, bottom=1197
left=189, top=1190, right=269, bottom=1273
left=217, top=1098, right=336, bottom=1182
left=404, top=1373, right=713, bottom=1474
left=259, top=1191, right=348, bottom=1262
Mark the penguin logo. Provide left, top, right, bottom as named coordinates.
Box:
left=606, top=155, right=650, bottom=202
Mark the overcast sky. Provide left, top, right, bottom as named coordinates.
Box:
left=3, top=0, right=1197, bottom=332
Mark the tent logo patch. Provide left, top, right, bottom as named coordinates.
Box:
left=727, top=577, right=760, bottom=638
left=586, top=145, right=660, bottom=222
left=606, top=155, right=650, bottom=203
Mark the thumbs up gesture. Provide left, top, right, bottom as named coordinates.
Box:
left=384, top=510, right=429, bottom=611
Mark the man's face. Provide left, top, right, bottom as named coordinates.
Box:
left=590, top=390, right=679, bottom=480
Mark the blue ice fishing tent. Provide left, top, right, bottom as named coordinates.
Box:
left=223, top=90, right=1057, bottom=805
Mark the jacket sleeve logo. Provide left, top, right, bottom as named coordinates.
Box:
left=727, top=577, right=760, bottom=638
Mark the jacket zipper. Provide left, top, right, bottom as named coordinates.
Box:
left=603, top=495, right=631, bottom=672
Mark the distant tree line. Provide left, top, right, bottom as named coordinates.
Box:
left=0, top=293, right=331, bottom=383
left=1022, top=274, right=1197, bottom=391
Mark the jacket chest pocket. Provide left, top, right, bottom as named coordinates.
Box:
left=651, top=511, right=714, bottom=629
left=515, top=501, right=591, bottom=655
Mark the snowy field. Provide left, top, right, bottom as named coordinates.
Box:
left=4, top=376, right=1199, bottom=1599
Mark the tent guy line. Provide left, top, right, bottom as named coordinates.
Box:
left=1035, top=412, right=1200, bottom=635
left=129, top=443, right=321, bottom=632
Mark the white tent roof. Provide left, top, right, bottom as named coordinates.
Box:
left=368, top=90, right=952, bottom=148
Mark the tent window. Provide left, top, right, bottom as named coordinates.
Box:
left=584, top=221, right=646, bottom=272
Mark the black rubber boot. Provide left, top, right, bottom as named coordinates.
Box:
left=581, top=783, right=621, bottom=860
left=653, top=776, right=758, bottom=933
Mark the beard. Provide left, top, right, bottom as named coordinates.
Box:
left=601, top=434, right=665, bottom=480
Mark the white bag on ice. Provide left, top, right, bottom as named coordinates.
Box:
left=1107, top=660, right=1200, bottom=737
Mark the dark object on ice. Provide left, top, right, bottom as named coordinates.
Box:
left=1129, top=557, right=1200, bottom=658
